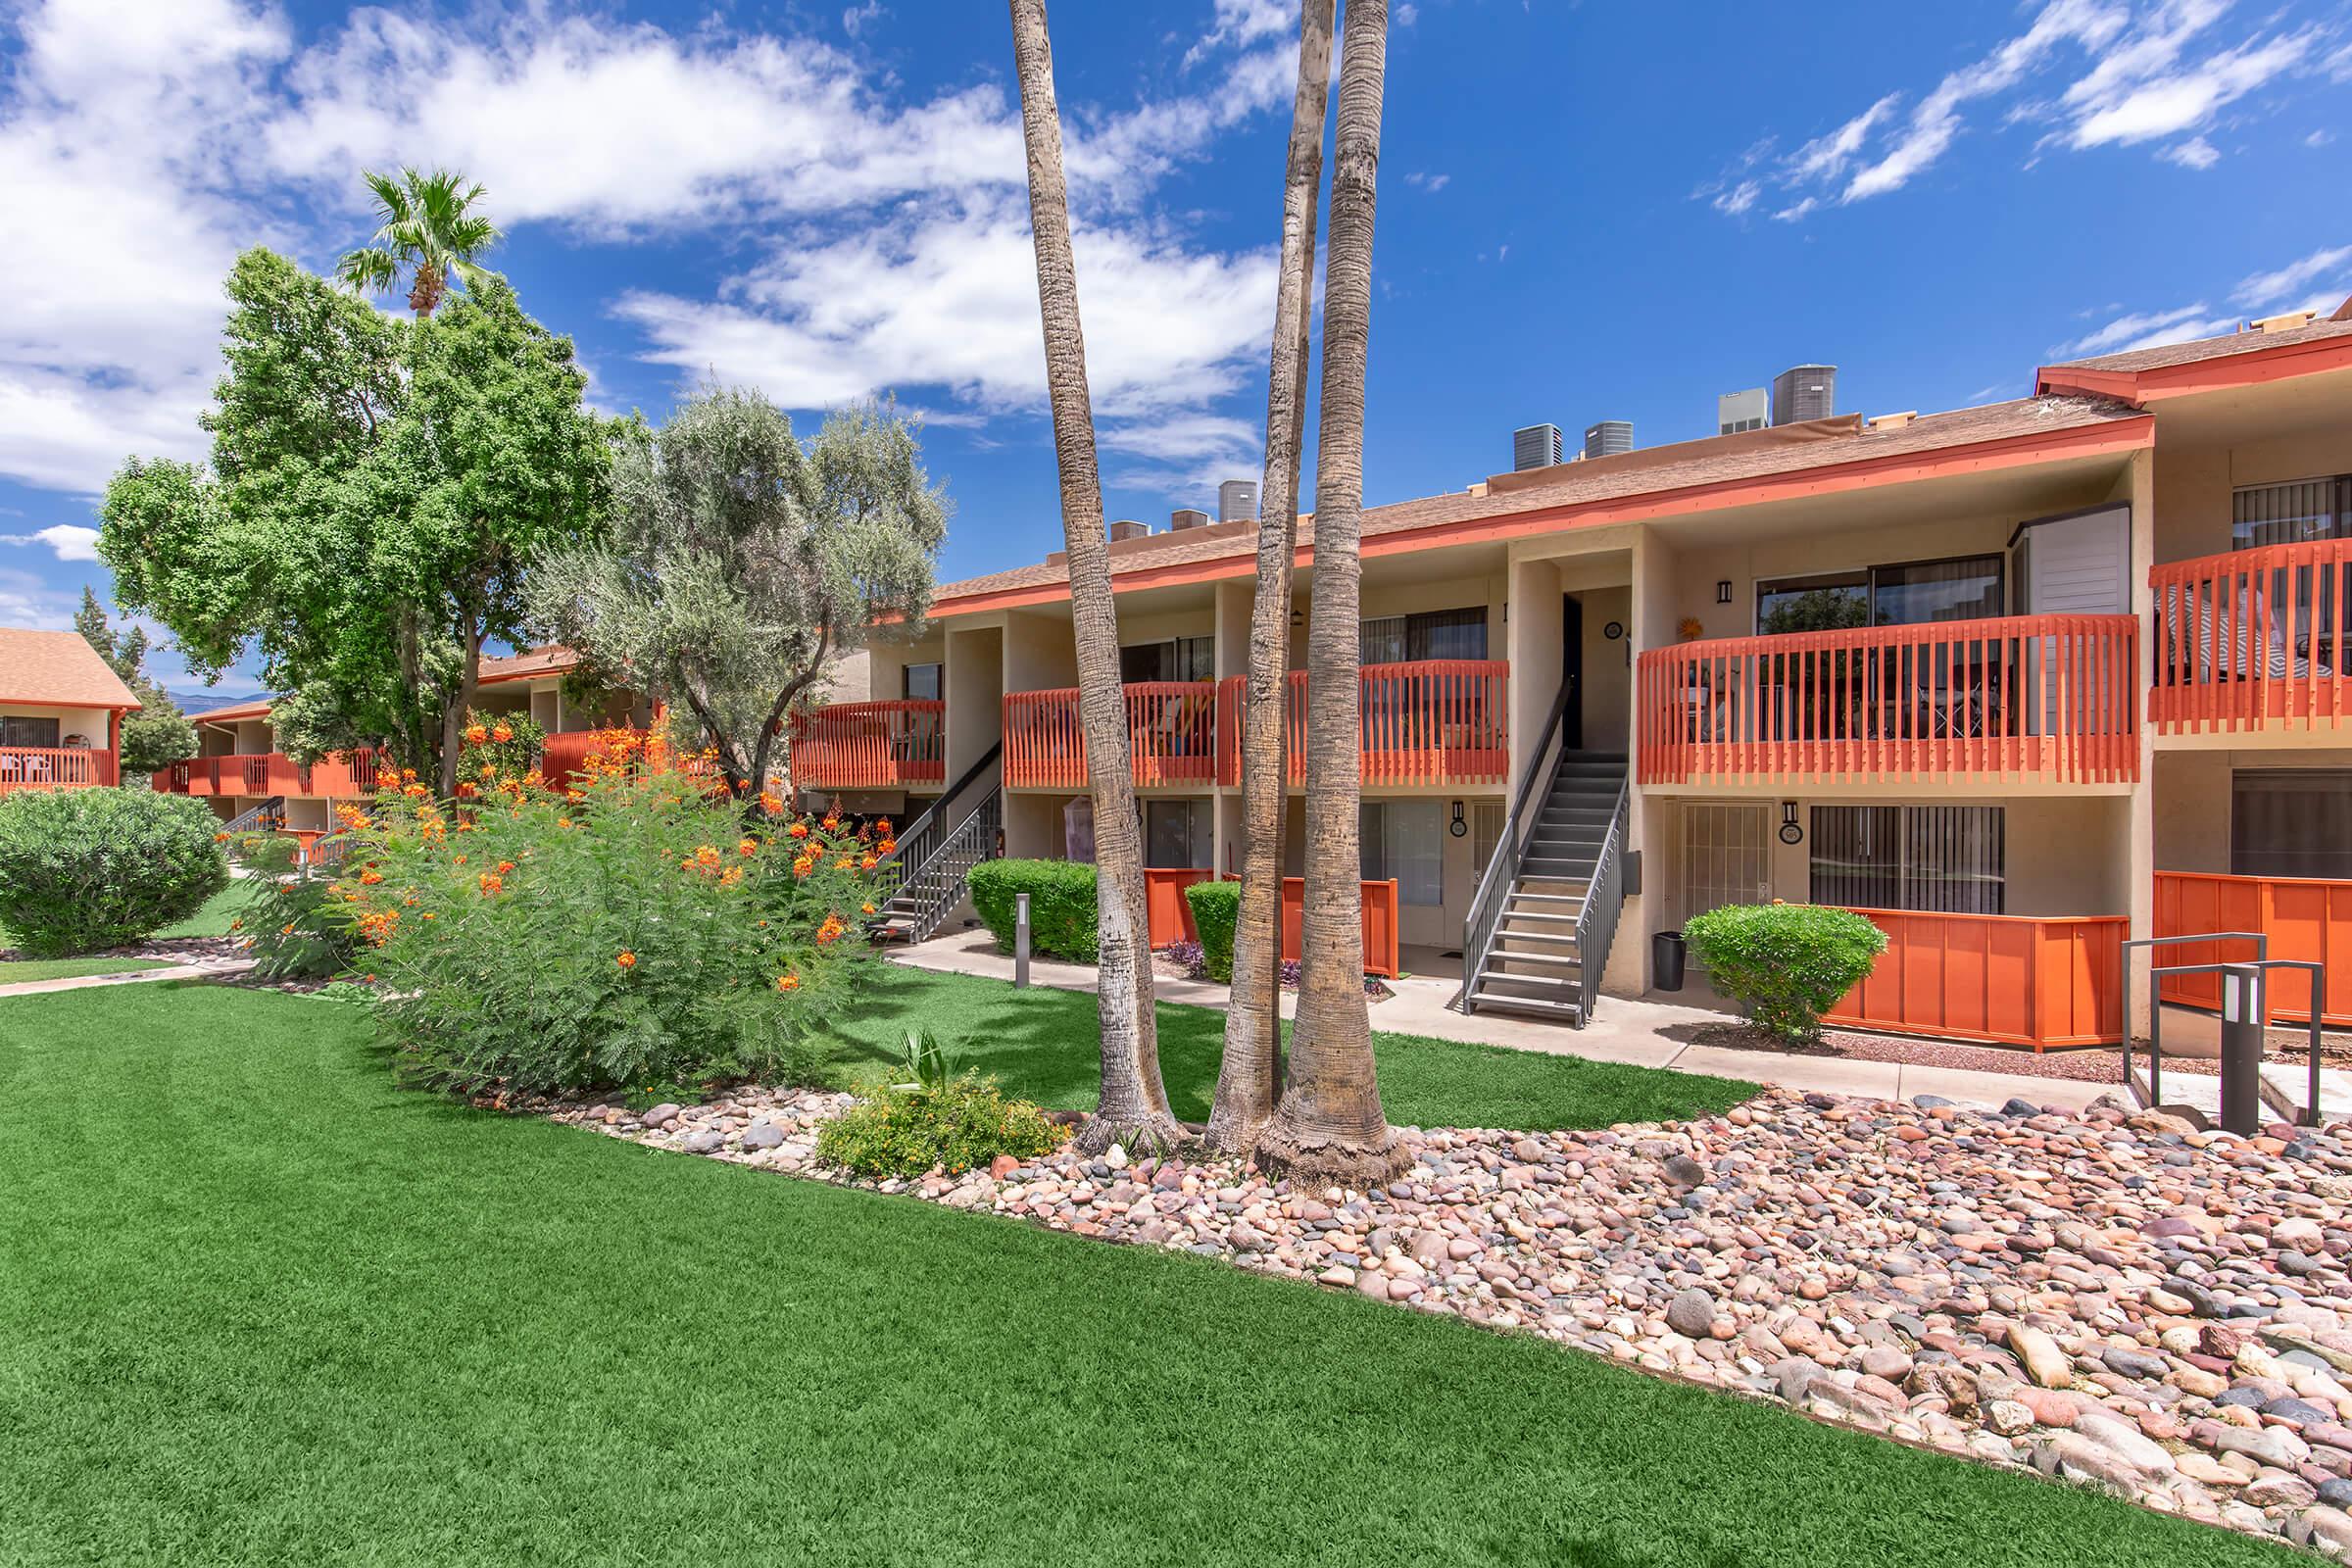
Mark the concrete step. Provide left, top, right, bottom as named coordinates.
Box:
left=1467, top=986, right=1585, bottom=1024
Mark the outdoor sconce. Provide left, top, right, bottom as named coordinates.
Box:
left=1716, top=580, right=1733, bottom=604
left=1779, top=801, right=1803, bottom=846
left=1448, top=800, right=1468, bottom=837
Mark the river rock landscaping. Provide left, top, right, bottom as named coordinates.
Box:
left=545, top=1082, right=2352, bottom=1555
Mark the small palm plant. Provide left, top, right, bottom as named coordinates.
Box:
left=894, top=1029, right=960, bottom=1091
left=335, top=168, right=502, bottom=318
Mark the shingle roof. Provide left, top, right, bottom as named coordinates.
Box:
left=931, top=394, right=2147, bottom=607
left=477, top=644, right=581, bottom=684
left=0, top=628, right=141, bottom=710
left=2045, top=310, right=2352, bottom=373
left=186, top=697, right=275, bottom=723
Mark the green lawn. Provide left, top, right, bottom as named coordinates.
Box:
left=154, top=881, right=248, bottom=938
left=826, top=962, right=1752, bottom=1132
left=0, top=982, right=2295, bottom=1567
left=0, top=956, right=171, bottom=984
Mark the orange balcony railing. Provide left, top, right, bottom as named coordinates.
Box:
left=0, top=747, right=116, bottom=791
left=1638, top=614, right=2139, bottom=785
left=789, top=700, right=946, bottom=791
left=154, top=751, right=383, bottom=799
left=1004, top=683, right=1221, bottom=789
left=1213, top=661, right=1511, bottom=787
left=2150, top=538, right=2352, bottom=732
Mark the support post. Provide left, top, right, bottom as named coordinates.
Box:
left=1014, top=892, right=1031, bottom=990
left=2218, top=962, right=2264, bottom=1137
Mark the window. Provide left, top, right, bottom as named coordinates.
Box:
left=1143, top=800, right=1211, bottom=869
left=1117, top=637, right=1214, bottom=683
left=1360, top=799, right=1444, bottom=905
left=1811, top=805, right=2004, bottom=914
left=1681, top=803, right=1771, bottom=918
left=0, top=716, right=60, bottom=749
left=2232, top=770, right=2352, bottom=879
left=1360, top=608, right=1488, bottom=664
left=903, top=662, right=943, bottom=702
left=1472, top=800, right=1505, bottom=872
left=2234, top=477, right=2352, bottom=549
left=1755, top=555, right=2005, bottom=633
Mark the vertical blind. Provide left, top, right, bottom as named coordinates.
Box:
left=2232, top=770, right=2352, bottom=880
left=1360, top=799, right=1445, bottom=905
left=1811, top=805, right=2005, bottom=914
left=2233, top=477, right=2351, bottom=549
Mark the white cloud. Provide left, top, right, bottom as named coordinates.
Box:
left=1711, top=179, right=1759, bottom=216
left=1396, top=2, right=1420, bottom=24
left=0, top=524, right=102, bottom=562
left=2310, top=127, right=2336, bottom=146
left=1405, top=171, right=1450, bottom=192
left=2231, top=243, right=2352, bottom=310
left=1711, top=0, right=2343, bottom=220
left=2053, top=300, right=2236, bottom=356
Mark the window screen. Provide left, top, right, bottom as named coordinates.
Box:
left=1360, top=799, right=1444, bottom=905
left=1811, top=805, right=2004, bottom=914
left=0, top=716, right=60, bottom=749
left=2232, top=770, right=2352, bottom=879
left=903, top=662, right=943, bottom=702
left=2234, top=478, right=2351, bottom=549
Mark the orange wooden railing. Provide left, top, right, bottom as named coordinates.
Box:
left=1638, top=614, right=2139, bottom=784
left=537, top=730, right=609, bottom=792
left=1277, top=876, right=1401, bottom=979
left=2150, top=539, right=2352, bottom=732
left=153, top=750, right=382, bottom=799
left=789, top=700, right=947, bottom=790
left=1824, top=907, right=2128, bottom=1049
left=1212, top=662, right=1510, bottom=787
left=2154, top=870, right=2352, bottom=1027
left=0, top=747, right=115, bottom=790
left=1004, top=682, right=1222, bottom=789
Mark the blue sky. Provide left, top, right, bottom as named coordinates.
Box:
left=2, top=0, right=2348, bottom=698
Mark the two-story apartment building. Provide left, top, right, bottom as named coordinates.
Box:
left=795, top=300, right=2352, bottom=1046
left=0, top=627, right=140, bottom=791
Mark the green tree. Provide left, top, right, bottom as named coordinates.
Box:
left=527, top=386, right=946, bottom=804
left=335, top=168, right=501, bottom=318
left=100, top=248, right=613, bottom=796
left=72, top=588, right=198, bottom=781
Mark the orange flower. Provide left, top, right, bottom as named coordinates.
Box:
left=860, top=903, right=876, bottom=915
left=694, top=845, right=721, bottom=868
left=718, top=866, right=742, bottom=886
left=478, top=762, right=497, bottom=779
left=464, top=724, right=488, bottom=744
left=279, top=922, right=296, bottom=937
left=490, top=724, right=513, bottom=743
left=495, top=859, right=515, bottom=875
left=402, top=782, right=429, bottom=799
left=774, top=973, right=800, bottom=992
left=557, top=817, right=572, bottom=829
left=875, top=816, right=893, bottom=834
left=213, top=831, right=229, bottom=843
left=359, top=869, right=384, bottom=885
left=792, top=856, right=814, bottom=878
left=787, top=821, right=809, bottom=839
left=615, top=951, right=637, bottom=969
left=816, top=914, right=845, bottom=945
left=738, top=837, right=759, bottom=857
left=457, top=782, right=479, bottom=798
left=478, top=873, right=504, bottom=895
left=876, top=839, right=897, bottom=857
left=759, top=790, right=783, bottom=815
left=420, top=911, right=436, bottom=921
left=859, top=854, right=877, bottom=871
left=453, top=854, right=467, bottom=865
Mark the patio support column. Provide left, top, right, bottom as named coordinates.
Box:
left=2124, top=446, right=2158, bottom=1040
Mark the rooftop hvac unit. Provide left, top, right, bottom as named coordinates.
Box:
left=1772, top=365, right=1837, bottom=425
left=1718, top=387, right=1768, bottom=436
left=1108, top=519, right=1150, bottom=541
left=1512, top=423, right=1563, bottom=471
left=1169, top=507, right=1211, bottom=530
left=1583, top=419, right=1633, bottom=460
left=1217, top=478, right=1259, bottom=523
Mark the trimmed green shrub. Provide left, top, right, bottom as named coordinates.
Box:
left=1681, top=903, right=1887, bottom=1045
left=235, top=834, right=356, bottom=981
left=0, top=789, right=229, bottom=956
left=1184, top=879, right=1240, bottom=982
left=815, top=1074, right=1065, bottom=1179
left=966, top=858, right=1099, bottom=961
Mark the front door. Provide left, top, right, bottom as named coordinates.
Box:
left=1561, top=594, right=1585, bottom=750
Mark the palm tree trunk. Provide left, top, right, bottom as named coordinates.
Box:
left=1256, top=0, right=1403, bottom=1187
left=1008, top=0, right=1180, bottom=1153
left=1204, top=0, right=1335, bottom=1155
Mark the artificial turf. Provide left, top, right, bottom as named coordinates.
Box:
left=824, top=962, right=1755, bottom=1131
left=0, top=982, right=2297, bottom=1567
left=0, top=956, right=172, bottom=984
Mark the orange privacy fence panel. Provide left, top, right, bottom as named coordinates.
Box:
left=1264, top=876, right=1399, bottom=979
left=1143, top=867, right=1215, bottom=946
left=1824, top=907, right=2126, bottom=1049
left=2154, top=871, right=2352, bottom=1027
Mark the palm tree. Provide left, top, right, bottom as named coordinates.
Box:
left=1203, top=0, right=1336, bottom=1155
left=1007, top=0, right=1182, bottom=1154
left=1256, top=0, right=1404, bottom=1187
left=335, top=168, right=501, bottom=318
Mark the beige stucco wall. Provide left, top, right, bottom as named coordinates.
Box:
left=0, top=704, right=107, bottom=746
left=2153, top=747, right=2352, bottom=874
left=2152, top=422, right=2352, bottom=564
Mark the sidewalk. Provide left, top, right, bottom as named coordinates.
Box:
left=0, top=958, right=255, bottom=1000
left=888, top=930, right=2114, bottom=1113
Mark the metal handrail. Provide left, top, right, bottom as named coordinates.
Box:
left=879, top=741, right=1004, bottom=885
left=1460, top=676, right=1576, bottom=1010
left=2121, top=930, right=2265, bottom=1110
left=1571, top=776, right=1632, bottom=1025
left=885, top=786, right=1003, bottom=945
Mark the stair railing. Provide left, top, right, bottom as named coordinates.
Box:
left=1460, top=676, right=1576, bottom=1013
left=887, top=786, right=1004, bottom=944
left=1570, top=776, right=1631, bottom=1027
left=875, top=741, right=1003, bottom=895
left=219, top=796, right=288, bottom=841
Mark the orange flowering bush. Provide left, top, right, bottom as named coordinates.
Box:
left=327, top=739, right=882, bottom=1098
left=455, top=707, right=543, bottom=790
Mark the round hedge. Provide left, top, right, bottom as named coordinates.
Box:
left=0, top=789, right=231, bottom=956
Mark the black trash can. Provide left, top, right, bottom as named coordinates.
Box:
left=1652, top=930, right=1688, bottom=993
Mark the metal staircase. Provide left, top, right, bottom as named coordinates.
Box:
left=870, top=743, right=1003, bottom=945
left=1461, top=677, right=1632, bottom=1026
left=220, top=796, right=287, bottom=839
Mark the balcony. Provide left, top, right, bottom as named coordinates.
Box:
left=788, top=700, right=947, bottom=791
left=1004, top=682, right=1221, bottom=789
left=1637, top=614, right=2139, bottom=786
left=2150, top=538, right=2351, bottom=733
left=155, top=751, right=384, bottom=800
left=1001, top=662, right=1510, bottom=791
left=0, top=747, right=117, bottom=791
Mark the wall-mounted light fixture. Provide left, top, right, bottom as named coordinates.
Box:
left=1716, top=580, right=1734, bottom=605
left=1448, top=800, right=1468, bottom=837
left=1779, top=800, right=1803, bottom=846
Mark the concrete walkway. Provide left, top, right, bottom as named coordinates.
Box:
left=0, top=958, right=255, bottom=1000
left=887, top=931, right=2113, bottom=1113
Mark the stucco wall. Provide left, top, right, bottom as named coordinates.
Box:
left=2153, top=423, right=2352, bottom=564
left=2153, top=747, right=2352, bottom=873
